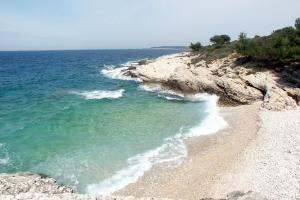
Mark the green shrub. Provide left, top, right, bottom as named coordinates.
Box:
left=210, top=35, right=231, bottom=46
left=235, top=18, right=300, bottom=63
left=295, top=18, right=300, bottom=31
left=190, top=42, right=202, bottom=52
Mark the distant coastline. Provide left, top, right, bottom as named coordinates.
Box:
left=150, top=46, right=188, bottom=50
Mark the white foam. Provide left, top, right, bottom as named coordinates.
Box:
left=121, top=61, right=139, bottom=67
left=185, top=94, right=228, bottom=137
left=101, top=64, right=141, bottom=82
left=158, top=94, right=183, bottom=101
left=86, top=93, right=227, bottom=196
left=86, top=134, right=186, bottom=195
left=139, top=84, right=185, bottom=101
left=70, top=89, right=124, bottom=100
left=0, top=157, right=10, bottom=166
left=0, top=143, right=10, bottom=166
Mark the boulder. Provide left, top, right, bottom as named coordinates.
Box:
left=262, top=85, right=298, bottom=111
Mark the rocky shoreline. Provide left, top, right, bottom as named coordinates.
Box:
left=126, top=52, right=300, bottom=111
left=0, top=173, right=265, bottom=199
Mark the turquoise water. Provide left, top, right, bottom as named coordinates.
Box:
left=0, top=49, right=210, bottom=194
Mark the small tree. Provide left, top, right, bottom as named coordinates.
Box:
left=295, top=18, right=300, bottom=31
left=236, top=32, right=248, bottom=55
left=190, top=42, right=202, bottom=52
left=210, top=35, right=231, bottom=46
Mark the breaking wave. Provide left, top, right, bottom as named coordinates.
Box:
left=70, top=89, right=124, bottom=100
left=101, top=63, right=141, bottom=82
left=139, top=84, right=184, bottom=101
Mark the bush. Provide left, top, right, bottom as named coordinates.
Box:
left=295, top=18, right=300, bottom=31
left=210, top=35, right=231, bottom=46
left=190, top=42, right=202, bottom=52
left=235, top=33, right=248, bottom=55
left=235, top=18, right=300, bottom=63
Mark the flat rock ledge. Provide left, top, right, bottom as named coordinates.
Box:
left=0, top=173, right=266, bottom=200
left=126, top=53, right=300, bottom=111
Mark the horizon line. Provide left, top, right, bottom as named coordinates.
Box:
left=0, top=46, right=188, bottom=52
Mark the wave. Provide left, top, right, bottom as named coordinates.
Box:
left=86, top=93, right=227, bottom=195
left=70, top=89, right=124, bottom=100
left=101, top=63, right=141, bottom=82
left=139, top=84, right=215, bottom=103
left=120, top=61, right=140, bottom=67
left=139, top=84, right=185, bottom=101
left=158, top=94, right=183, bottom=101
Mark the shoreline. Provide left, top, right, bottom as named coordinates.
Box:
left=85, top=92, right=227, bottom=196
left=0, top=102, right=266, bottom=200
left=113, top=95, right=300, bottom=200
left=115, top=103, right=261, bottom=199
left=4, top=101, right=299, bottom=200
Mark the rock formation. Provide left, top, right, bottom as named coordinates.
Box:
left=126, top=53, right=299, bottom=111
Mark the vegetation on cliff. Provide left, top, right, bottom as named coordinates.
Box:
left=236, top=19, right=300, bottom=63
left=190, top=42, right=202, bottom=52
left=190, top=18, right=300, bottom=64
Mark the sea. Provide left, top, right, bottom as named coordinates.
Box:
left=0, top=49, right=226, bottom=195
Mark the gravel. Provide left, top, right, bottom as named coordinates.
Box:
left=211, top=109, right=300, bottom=200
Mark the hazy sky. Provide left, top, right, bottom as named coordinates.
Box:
left=0, top=0, right=299, bottom=50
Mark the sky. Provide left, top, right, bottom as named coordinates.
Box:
left=0, top=0, right=299, bottom=51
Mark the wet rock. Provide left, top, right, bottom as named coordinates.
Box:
left=226, top=191, right=267, bottom=200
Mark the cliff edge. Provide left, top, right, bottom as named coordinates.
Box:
left=126, top=52, right=300, bottom=111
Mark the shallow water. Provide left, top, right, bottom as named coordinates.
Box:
left=0, top=49, right=223, bottom=194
